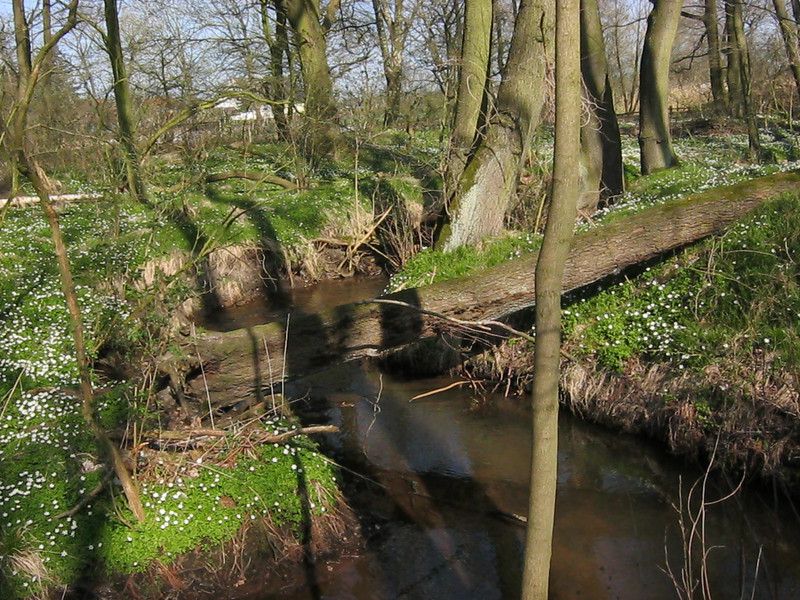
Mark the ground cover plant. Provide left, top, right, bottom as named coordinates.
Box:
left=0, top=141, right=390, bottom=597
left=387, top=126, right=800, bottom=292
left=1, top=125, right=798, bottom=597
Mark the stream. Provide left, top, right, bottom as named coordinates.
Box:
left=205, top=278, right=800, bottom=600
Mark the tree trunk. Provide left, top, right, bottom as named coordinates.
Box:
left=8, top=0, right=146, bottom=523
left=278, top=0, right=338, bottom=162
left=442, top=0, right=493, bottom=214
left=184, top=171, right=800, bottom=401
left=638, top=0, right=682, bottom=175
left=704, top=0, right=728, bottom=109
left=727, top=0, right=760, bottom=159
left=104, top=0, right=148, bottom=203
left=771, top=0, right=800, bottom=99
left=371, top=0, right=415, bottom=127
left=522, top=0, right=580, bottom=594
left=438, top=0, right=554, bottom=251
left=724, top=0, right=744, bottom=118
left=261, top=0, right=291, bottom=140
left=579, top=0, right=624, bottom=213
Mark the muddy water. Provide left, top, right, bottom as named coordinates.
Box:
left=212, top=278, right=800, bottom=599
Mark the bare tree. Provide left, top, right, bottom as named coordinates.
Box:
left=371, top=0, right=421, bottom=125
left=4, top=0, right=146, bottom=523
left=771, top=0, right=800, bottom=96
left=522, top=0, right=581, bottom=595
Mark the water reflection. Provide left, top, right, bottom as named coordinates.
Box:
left=275, top=362, right=800, bottom=600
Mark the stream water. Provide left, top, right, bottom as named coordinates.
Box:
left=206, top=278, right=800, bottom=600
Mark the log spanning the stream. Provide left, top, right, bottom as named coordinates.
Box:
left=184, top=171, right=800, bottom=401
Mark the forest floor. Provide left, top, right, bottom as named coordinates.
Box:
left=2, top=118, right=800, bottom=598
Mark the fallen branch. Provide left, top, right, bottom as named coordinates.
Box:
left=205, top=170, right=298, bottom=190
left=183, top=171, right=800, bottom=403
left=136, top=425, right=338, bottom=447
left=409, top=380, right=477, bottom=402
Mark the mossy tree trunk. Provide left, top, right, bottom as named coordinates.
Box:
left=638, top=0, right=682, bottom=175
left=439, top=0, right=554, bottom=251
left=772, top=0, right=800, bottom=99
left=8, top=0, right=146, bottom=523
left=186, top=170, right=800, bottom=402
left=441, top=0, right=492, bottom=219
left=727, top=0, right=760, bottom=159
left=104, top=0, right=148, bottom=203
left=278, top=0, right=338, bottom=162
left=522, top=0, right=580, bottom=595
left=704, top=0, right=728, bottom=110
left=261, top=0, right=292, bottom=140
left=579, top=0, right=624, bottom=214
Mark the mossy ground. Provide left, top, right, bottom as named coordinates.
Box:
left=0, top=137, right=433, bottom=598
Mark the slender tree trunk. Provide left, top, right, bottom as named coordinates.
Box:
left=638, top=0, right=682, bottom=175
left=261, top=0, right=291, bottom=140
left=278, top=0, right=338, bottom=161
left=9, top=0, right=146, bottom=523
left=728, top=0, right=760, bottom=159
left=771, top=0, right=800, bottom=97
left=724, top=0, right=744, bottom=117
left=438, top=0, right=554, bottom=251
left=442, top=0, right=492, bottom=211
left=579, top=0, right=624, bottom=213
left=704, top=0, right=728, bottom=109
left=371, top=0, right=413, bottom=126
left=522, top=0, right=580, bottom=593
left=104, top=0, right=147, bottom=202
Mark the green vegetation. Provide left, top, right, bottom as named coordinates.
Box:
left=564, top=192, right=800, bottom=372
left=2, top=125, right=799, bottom=597
left=388, top=128, right=800, bottom=291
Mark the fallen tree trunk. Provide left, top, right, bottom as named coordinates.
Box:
left=184, top=171, right=800, bottom=401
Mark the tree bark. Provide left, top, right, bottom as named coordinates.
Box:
left=184, top=171, right=800, bottom=401
left=639, top=0, right=682, bottom=175
left=438, top=0, right=554, bottom=250
left=522, top=0, right=580, bottom=594
left=724, top=0, right=744, bottom=118
left=278, top=0, right=338, bottom=161
left=371, top=0, right=417, bottom=126
left=104, top=0, right=148, bottom=203
left=441, top=0, right=493, bottom=220
left=261, top=0, right=291, bottom=140
left=579, top=0, right=624, bottom=213
left=772, top=0, right=800, bottom=100
left=727, top=0, right=760, bottom=159
left=704, top=0, right=728, bottom=109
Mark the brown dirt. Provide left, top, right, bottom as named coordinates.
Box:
left=90, top=495, right=363, bottom=600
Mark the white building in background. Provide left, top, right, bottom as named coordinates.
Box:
left=217, top=98, right=305, bottom=122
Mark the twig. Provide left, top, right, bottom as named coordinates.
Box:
left=409, top=380, right=476, bottom=402
left=363, top=298, right=577, bottom=361
left=55, top=470, right=114, bottom=519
